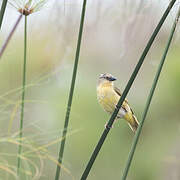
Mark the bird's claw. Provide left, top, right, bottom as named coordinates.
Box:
left=104, top=122, right=113, bottom=129
left=115, top=104, right=120, bottom=110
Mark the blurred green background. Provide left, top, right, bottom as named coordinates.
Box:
left=0, top=0, right=180, bottom=179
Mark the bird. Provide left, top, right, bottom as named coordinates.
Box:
left=97, top=73, right=139, bottom=132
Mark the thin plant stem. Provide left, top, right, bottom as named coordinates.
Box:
left=0, top=14, right=23, bottom=59
left=0, top=0, right=8, bottom=30
left=121, top=7, right=180, bottom=180
left=80, top=0, right=177, bottom=179
left=17, top=15, right=27, bottom=175
left=55, top=0, right=87, bottom=179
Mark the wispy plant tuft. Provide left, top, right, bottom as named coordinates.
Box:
left=9, top=0, right=47, bottom=15
left=0, top=0, right=48, bottom=58
left=0, top=127, right=78, bottom=179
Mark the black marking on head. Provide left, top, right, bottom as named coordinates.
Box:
left=99, top=73, right=116, bottom=81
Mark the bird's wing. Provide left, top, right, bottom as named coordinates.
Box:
left=114, top=86, right=128, bottom=103
left=114, top=86, right=134, bottom=114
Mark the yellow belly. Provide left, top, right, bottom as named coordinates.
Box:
left=97, top=86, right=119, bottom=114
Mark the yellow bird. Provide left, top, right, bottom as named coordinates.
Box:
left=97, top=73, right=139, bottom=132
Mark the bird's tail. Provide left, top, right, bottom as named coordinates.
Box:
left=125, top=113, right=139, bottom=133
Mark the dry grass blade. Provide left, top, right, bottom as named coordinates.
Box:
left=0, top=165, right=18, bottom=178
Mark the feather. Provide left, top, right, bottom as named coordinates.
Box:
left=114, top=86, right=139, bottom=132
left=97, top=76, right=139, bottom=132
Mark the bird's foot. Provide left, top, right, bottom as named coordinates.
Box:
left=104, top=122, right=113, bottom=129
left=115, top=104, right=121, bottom=110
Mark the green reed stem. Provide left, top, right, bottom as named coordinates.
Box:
left=0, top=14, right=23, bottom=59
left=80, top=0, right=177, bottom=179
left=17, top=15, right=27, bottom=176
left=121, top=7, right=180, bottom=180
left=55, top=0, right=87, bottom=179
left=0, top=0, right=8, bottom=30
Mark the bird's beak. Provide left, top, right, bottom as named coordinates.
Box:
left=109, top=77, right=117, bottom=81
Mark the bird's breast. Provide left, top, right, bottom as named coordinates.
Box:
left=97, top=86, right=119, bottom=113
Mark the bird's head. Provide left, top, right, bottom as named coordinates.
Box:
left=98, top=73, right=117, bottom=86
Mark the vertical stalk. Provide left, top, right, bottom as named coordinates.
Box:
left=17, top=15, right=27, bottom=175
left=80, top=0, right=177, bottom=179
left=121, top=7, right=180, bottom=180
left=0, top=14, right=23, bottom=59
left=55, top=0, right=87, bottom=179
left=0, top=0, right=8, bottom=30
